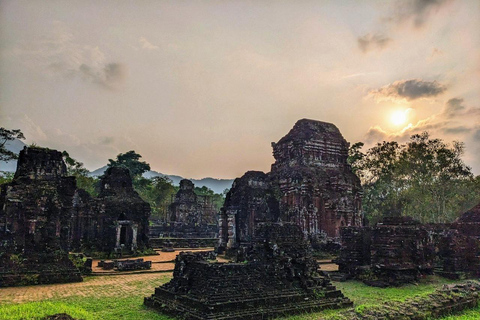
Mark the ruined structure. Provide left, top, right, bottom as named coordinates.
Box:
left=453, top=202, right=480, bottom=238
left=219, top=171, right=280, bottom=250
left=270, top=119, right=363, bottom=237
left=337, top=210, right=480, bottom=286
left=336, top=217, right=436, bottom=286
left=70, top=166, right=150, bottom=254
left=0, top=146, right=151, bottom=285
left=148, top=179, right=218, bottom=247
left=169, top=179, right=217, bottom=225
left=145, top=223, right=352, bottom=319
left=0, top=147, right=82, bottom=286
left=219, top=119, right=362, bottom=251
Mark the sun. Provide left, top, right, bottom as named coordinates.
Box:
left=390, top=110, right=407, bottom=126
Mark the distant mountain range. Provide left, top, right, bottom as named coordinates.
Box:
left=0, top=139, right=233, bottom=194
left=89, top=166, right=233, bottom=194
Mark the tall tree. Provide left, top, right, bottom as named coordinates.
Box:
left=134, top=176, right=177, bottom=220
left=62, top=151, right=98, bottom=196
left=107, top=150, right=150, bottom=177
left=0, top=128, right=25, bottom=161
left=350, top=132, right=478, bottom=224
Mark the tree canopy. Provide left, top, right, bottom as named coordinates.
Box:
left=62, top=150, right=98, bottom=196
left=107, top=150, right=151, bottom=177
left=349, top=132, right=479, bottom=224
left=0, top=128, right=25, bottom=161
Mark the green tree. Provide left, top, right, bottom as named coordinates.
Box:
left=351, top=132, right=479, bottom=224
left=194, top=186, right=225, bottom=212
left=399, top=132, right=473, bottom=223
left=62, top=151, right=98, bottom=196
left=352, top=140, right=405, bottom=222
left=0, top=128, right=25, bottom=161
left=107, top=150, right=151, bottom=177
left=135, top=176, right=177, bottom=220
left=0, top=171, right=14, bottom=185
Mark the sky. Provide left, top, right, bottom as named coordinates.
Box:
left=1, top=0, right=479, bottom=178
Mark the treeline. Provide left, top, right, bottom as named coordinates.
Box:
left=0, top=127, right=225, bottom=221
left=66, top=150, right=226, bottom=221
left=349, top=132, right=480, bottom=224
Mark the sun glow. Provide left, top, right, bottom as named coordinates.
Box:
left=390, top=110, right=407, bottom=126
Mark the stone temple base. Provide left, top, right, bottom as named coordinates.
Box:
left=0, top=253, right=82, bottom=287
left=145, top=223, right=352, bottom=320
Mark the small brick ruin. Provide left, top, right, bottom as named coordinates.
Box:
left=337, top=211, right=480, bottom=286
left=169, top=179, right=217, bottom=225
left=145, top=223, right=352, bottom=320
left=0, top=147, right=82, bottom=286
left=149, top=179, right=218, bottom=249
left=70, top=166, right=151, bottom=254
left=337, top=216, right=435, bottom=286
left=219, top=119, right=362, bottom=252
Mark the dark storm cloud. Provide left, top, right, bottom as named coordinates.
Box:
left=369, top=79, right=446, bottom=102
left=358, top=33, right=393, bottom=53
left=389, top=0, right=453, bottom=28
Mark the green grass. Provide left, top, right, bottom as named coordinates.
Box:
left=0, top=275, right=478, bottom=320
left=435, top=307, right=480, bottom=319
left=0, top=301, right=91, bottom=320
left=0, top=296, right=174, bottom=320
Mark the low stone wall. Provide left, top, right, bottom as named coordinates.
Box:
left=327, top=281, right=480, bottom=320
left=149, top=222, right=218, bottom=239
left=149, top=237, right=217, bottom=248
left=0, top=253, right=82, bottom=287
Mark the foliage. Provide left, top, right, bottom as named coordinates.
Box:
left=194, top=186, right=225, bottom=212
left=108, top=150, right=151, bottom=177
left=62, top=151, right=99, bottom=196
left=349, top=132, right=479, bottom=224
left=0, top=171, right=14, bottom=185
left=0, top=127, right=25, bottom=161
left=134, top=176, right=178, bottom=220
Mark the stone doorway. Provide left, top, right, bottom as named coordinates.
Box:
left=115, top=220, right=138, bottom=251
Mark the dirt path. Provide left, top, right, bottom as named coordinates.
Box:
left=0, top=272, right=170, bottom=304
left=0, top=249, right=212, bottom=304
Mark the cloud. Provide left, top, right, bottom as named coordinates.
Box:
left=365, top=98, right=479, bottom=142
left=358, top=33, right=393, bottom=53
left=364, top=97, right=480, bottom=172
left=79, top=63, right=128, bottom=90
left=443, top=98, right=466, bottom=117
left=369, top=79, right=446, bottom=102
left=9, top=21, right=127, bottom=90
left=99, top=137, right=114, bottom=145
left=139, top=37, right=159, bottom=50
left=389, top=0, right=453, bottom=28
left=358, top=1, right=452, bottom=55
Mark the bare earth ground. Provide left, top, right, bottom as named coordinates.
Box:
left=0, top=249, right=339, bottom=305
left=0, top=249, right=210, bottom=304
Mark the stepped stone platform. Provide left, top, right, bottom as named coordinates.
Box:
left=145, top=223, right=351, bottom=320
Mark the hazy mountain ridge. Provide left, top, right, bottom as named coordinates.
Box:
left=1, top=140, right=234, bottom=193
left=90, top=166, right=233, bottom=194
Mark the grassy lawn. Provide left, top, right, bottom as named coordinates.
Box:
left=0, top=275, right=478, bottom=320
